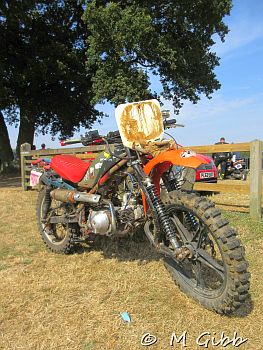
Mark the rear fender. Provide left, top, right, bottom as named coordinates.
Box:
left=142, top=149, right=209, bottom=213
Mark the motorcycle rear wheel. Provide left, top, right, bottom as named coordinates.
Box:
left=36, top=186, right=78, bottom=254
left=161, top=190, right=250, bottom=314
left=241, top=172, right=247, bottom=181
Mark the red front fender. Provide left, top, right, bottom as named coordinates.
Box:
left=142, top=149, right=209, bottom=213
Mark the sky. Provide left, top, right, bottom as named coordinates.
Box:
left=7, top=0, right=263, bottom=149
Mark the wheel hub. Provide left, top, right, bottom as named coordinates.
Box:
left=174, top=245, right=194, bottom=261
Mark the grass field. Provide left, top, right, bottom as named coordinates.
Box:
left=0, top=178, right=262, bottom=350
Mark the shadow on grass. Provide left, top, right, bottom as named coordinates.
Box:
left=75, top=233, right=161, bottom=263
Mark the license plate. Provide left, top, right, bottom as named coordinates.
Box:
left=200, top=172, right=214, bottom=179
left=30, top=170, right=42, bottom=186
left=235, top=164, right=242, bottom=169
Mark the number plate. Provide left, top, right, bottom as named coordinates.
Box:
left=30, top=170, right=42, bottom=186
left=235, top=164, right=242, bottom=169
left=200, top=172, right=214, bottom=179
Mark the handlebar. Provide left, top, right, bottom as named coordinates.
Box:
left=60, top=130, right=121, bottom=147
left=60, top=119, right=184, bottom=147
left=60, top=139, right=82, bottom=146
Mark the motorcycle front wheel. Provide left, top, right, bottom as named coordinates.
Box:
left=161, top=190, right=250, bottom=314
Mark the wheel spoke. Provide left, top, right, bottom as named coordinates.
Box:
left=193, top=261, right=206, bottom=288
left=194, top=222, right=206, bottom=247
left=170, top=216, right=192, bottom=242
left=196, top=248, right=225, bottom=280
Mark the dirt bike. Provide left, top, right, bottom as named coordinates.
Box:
left=217, top=157, right=248, bottom=181
left=35, top=99, right=250, bottom=314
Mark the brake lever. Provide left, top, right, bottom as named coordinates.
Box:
left=164, top=123, right=185, bottom=130
left=174, top=123, right=185, bottom=127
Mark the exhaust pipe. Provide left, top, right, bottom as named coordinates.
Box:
left=50, top=188, right=100, bottom=204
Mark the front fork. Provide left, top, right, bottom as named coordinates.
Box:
left=131, top=162, right=181, bottom=248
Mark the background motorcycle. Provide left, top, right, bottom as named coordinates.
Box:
left=34, top=99, right=250, bottom=314
left=217, top=155, right=248, bottom=180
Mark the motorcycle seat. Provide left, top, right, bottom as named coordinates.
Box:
left=50, top=155, right=92, bottom=183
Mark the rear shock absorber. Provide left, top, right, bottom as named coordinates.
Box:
left=144, top=182, right=180, bottom=249
left=184, top=211, right=199, bottom=231
left=163, top=168, right=198, bottom=230
left=162, top=172, right=181, bottom=191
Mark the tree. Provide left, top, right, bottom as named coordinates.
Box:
left=83, top=0, right=232, bottom=109
left=0, top=111, right=13, bottom=171
left=0, top=26, right=14, bottom=169
left=0, top=0, right=100, bottom=155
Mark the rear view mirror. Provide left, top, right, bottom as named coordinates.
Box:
left=161, top=110, right=171, bottom=119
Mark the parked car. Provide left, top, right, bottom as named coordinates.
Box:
left=195, top=154, right=218, bottom=183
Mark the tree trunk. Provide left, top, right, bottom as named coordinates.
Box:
left=0, top=111, right=14, bottom=172
left=16, top=109, right=35, bottom=158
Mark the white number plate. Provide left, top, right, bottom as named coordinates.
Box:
left=30, top=170, right=42, bottom=186
left=235, top=164, right=242, bottom=169
left=200, top=172, right=214, bottom=179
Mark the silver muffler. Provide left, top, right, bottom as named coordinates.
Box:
left=50, top=188, right=101, bottom=204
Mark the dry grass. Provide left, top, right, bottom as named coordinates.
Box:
left=0, top=179, right=262, bottom=350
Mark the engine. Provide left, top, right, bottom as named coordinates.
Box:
left=84, top=173, right=144, bottom=236
left=86, top=195, right=144, bottom=236
left=88, top=210, right=112, bottom=235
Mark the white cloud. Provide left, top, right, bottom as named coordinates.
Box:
left=214, top=21, right=263, bottom=56
left=160, top=92, right=263, bottom=145
left=212, top=0, right=263, bottom=58
left=161, top=94, right=257, bottom=121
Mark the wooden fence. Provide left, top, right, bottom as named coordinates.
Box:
left=191, top=140, right=262, bottom=221
left=20, top=140, right=263, bottom=221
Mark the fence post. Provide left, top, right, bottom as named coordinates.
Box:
left=249, top=140, right=262, bottom=221
left=20, top=143, right=31, bottom=190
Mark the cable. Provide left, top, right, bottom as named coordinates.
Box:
left=122, top=172, right=135, bottom=209
left=164, top=132, right=179, bottom=149
left=102, top=138, right=136, bottom=161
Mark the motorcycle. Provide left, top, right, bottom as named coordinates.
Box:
left=216, top=155, right=248, bottom=180
left=35, top=99, right=250, bottom=314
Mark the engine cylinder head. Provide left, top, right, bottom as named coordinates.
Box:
left=88, top=210, right=111, bottom=234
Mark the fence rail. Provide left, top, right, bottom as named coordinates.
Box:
left=20, top=140, right=263, bottom=221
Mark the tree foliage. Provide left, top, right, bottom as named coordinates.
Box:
left=83, top=0, right=232, bottom=109
left=0, top=0, right=101, bottom=152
